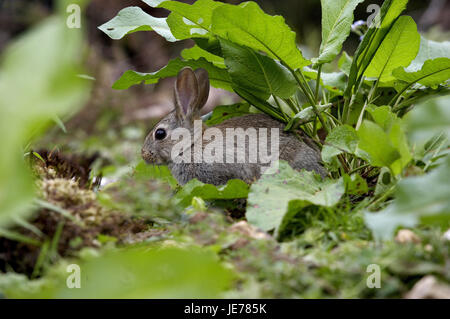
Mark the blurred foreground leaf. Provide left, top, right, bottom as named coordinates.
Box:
left=404, top=95, right=450, bottom=143
left=364, top=156, right=450, bottom=240
left=0, top=14, right=90, bottom=227
left=0, top=247, right=233, bottom=298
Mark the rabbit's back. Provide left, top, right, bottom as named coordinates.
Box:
left=218, top=113, right=326, bottom=176
left=169, top=113, right=326, bottom=185
left=216, top=113, right=285, bottom=130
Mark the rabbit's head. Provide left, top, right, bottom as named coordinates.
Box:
left=141, top=67, right=210, bottom=164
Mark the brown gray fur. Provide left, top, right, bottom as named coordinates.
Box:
left=141, top=67, right=327, bottom=186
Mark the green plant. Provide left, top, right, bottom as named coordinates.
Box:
left=100, top=0, right=449, bottom=240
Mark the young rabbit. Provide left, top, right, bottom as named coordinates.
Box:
left=141, top=67, right=327, bottom=186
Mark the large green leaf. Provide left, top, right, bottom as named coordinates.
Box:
left=316, top=0, right=364, bottom=64
left=358, top=106, right=412, bottom=176
left=345, top=0, right=409, bottom=96
left=393, top=58, right=450, bottom=89
left=211, top=1, right=309, bottom=69
left=364, top=16, right=420, bottom=82
left=356, top=0, right=409, bottom=73
left=0, top=16, right=90, bottom=227
left=98, top=6, right=175, bottom=41
left=365, top=156, right=450, bottom=240
left=112, top=57, right=232, bottom=91
left=356, top=121, right=401, bottom=171
left=246, top=161, right=345, bottom=232
left=220, top=39, right=297, bottom=99
left=144, top=0, right=224, bottom=40
left=369, top=107, right=412, bottom=175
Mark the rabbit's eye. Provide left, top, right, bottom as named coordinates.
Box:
left=154, top=128, right=167, bottom=140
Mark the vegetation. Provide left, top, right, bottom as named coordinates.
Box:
left=0, top=0, right=449, bottom=298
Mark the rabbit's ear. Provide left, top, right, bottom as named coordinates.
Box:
left=174, top=67, right=199, bottom=122
left=194, top=68, right=210, bottom=111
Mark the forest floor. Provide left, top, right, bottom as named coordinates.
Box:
left=1, top=111, right=449, bottom=298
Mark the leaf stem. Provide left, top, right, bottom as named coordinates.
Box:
left=234, top=87, right=286, bottom=122
left=315, top=64, right=322, bottom=103
left=356, top=80, right=378, bottom=130
left=291, top=68, right=329, bottom=134
left=273, top=95, right=289, bottom=121
left=284, top=98, right=300, bottom=114
left=367, top=184, right=396, bottom=210
left=343, top=76, right=364, bottom=124
left=337, top=154, right=350, bottom=173
left=348, top=163, right=370, bottom=175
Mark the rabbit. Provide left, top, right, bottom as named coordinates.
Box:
left=141, top=67, right=327, bottom=186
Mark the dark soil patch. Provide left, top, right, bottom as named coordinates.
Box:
left=0, top=151, right=157, bottom=277
left=31, top=149, right=103, bottom=189
left=0, top=208, right=149, bottom=277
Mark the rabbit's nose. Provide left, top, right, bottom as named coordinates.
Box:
left=141, top=148, right=153, bottom=163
